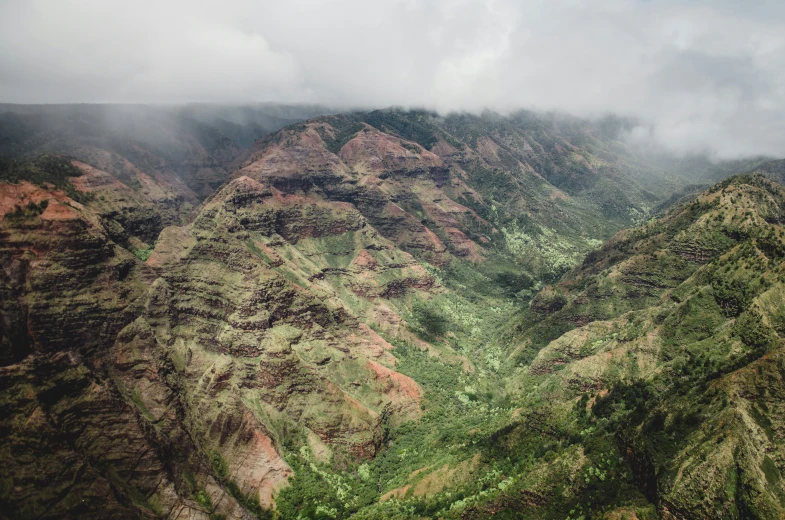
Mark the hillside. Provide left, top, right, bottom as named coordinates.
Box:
left=312, top=173, right=785, bottom=520
left=236, top=109, right=672, bottom=282
left=0, top=154, right=437, bottom=518
left=493, top=173, right=785, bottom=518
left=1, top=109, right=783, bottom=520
left=0, top=103, right=331, bottom=204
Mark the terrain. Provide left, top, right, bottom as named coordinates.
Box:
left=1, top=106, right=783, bottom=520
left=0, top=103, right=333, bottom=201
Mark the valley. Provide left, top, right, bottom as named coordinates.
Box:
left=1, top=106, right=784, bottom=520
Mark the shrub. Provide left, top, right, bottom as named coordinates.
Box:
left=3, top=199, right=50, bottom=221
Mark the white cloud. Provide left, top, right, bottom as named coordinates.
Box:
left=1, top=0, right=785, bottom=158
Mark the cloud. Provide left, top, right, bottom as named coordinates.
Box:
left=1, top=0, right=785, bottom=158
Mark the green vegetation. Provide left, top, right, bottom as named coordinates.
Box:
left=410, top=302, right=450, bottom=341
left=3, top=199, right=48, bottom=220
left=315, top=116, right=365, bottom=154
left=277, top=450, right=379, bottom=519
left=5, top=106, right=785, bottom=520
left=131, top=245, right=154, bottom=261
left=359, top=110, right=443, bottom=150
left=274, top=174, right=785, bottom=518
left=0, top=155, right=93, bottom=203
left=195, top=489, right=213, bottom=509
left=271, top=243, right=659, bottom=518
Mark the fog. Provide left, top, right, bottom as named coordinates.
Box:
left=1, top=0, right=784, bottom=159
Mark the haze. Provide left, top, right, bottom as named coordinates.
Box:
left=1, top=0, right=784, bottom=158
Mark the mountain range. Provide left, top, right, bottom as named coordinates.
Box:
left=1, top=104, right=784, bottom=520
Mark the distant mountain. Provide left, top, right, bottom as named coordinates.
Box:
left=179, top=103, right=342, bottom=148
left=0, top=103, right=333, bottom=203
left=746, top=158, right=785, bottom=186
left=235, top=109, right=677, bottom=283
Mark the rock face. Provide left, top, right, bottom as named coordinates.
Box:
left=239, top=121, right=472, bottom=266
left=0, top=158, right=425, bottom=518
left=0, top=179, right=225, bottom=519
left=0, top=103, right=333, bottom=207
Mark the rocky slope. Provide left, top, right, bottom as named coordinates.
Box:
left=2, top=108, right=783, bottom=520
left=482, top=173, right=785, bottom=518
left=0, top=103, right=333, bottom=212
left=306, top=174, right=785, bottom=520
left=0, top=156, right=430, bottom=518
left=235, top=110, right=674, bottom=283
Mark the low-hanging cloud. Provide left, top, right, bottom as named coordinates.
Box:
left=1, top=0, right=784, bottom=159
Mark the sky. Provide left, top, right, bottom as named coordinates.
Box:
left=1, top=0, right=784, bottom=158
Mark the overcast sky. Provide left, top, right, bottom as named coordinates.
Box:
left=1, top=0, right=784, bottom=158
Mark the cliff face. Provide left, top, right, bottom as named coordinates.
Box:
left=0, top=178, right=217, bottom=519
left=238, top=120, right=479, bottom=266
left=0, top=157, right=427, bottom=518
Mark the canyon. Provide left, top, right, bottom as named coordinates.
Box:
left=1, top=106, right=784, bottom=519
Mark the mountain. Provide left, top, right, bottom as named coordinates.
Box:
left=1, top=107, right=783, bottom=520
left=490, top=173, right=785, bottom=518
left=745, top=158, right=785, bottom=186
left=329, top=173, right=785, bottom=520
left=0, top=103, right=332, bottom=203
left=235, top=109, right=675, bottom=282
left=0, top=103, right=336, bottom=261
left=0, top=153, right=434, bottom=518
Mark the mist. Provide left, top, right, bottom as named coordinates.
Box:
left=1, top=0, right=784, bottom=159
